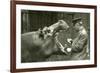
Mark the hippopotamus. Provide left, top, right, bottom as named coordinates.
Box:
left=21, top=20, right=69, bottom=62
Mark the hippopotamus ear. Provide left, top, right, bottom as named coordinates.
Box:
left=58, top=20, right=63, bottom=24
left=38, top=29, right=44, bottom=39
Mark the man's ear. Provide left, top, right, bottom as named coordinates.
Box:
left=79, top=21, right=83, bottom=25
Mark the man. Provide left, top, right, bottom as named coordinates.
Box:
left=62, top=17, right=88, bottom=60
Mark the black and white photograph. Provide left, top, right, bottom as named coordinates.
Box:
left=21, top=10, right=90, bottom=63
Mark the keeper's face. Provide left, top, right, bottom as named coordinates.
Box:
left=74, top=22, right=81, bottom=30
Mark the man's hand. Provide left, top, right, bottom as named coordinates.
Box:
left=64, top=44, right=72, bottom=52
left=67, top=38, right=73, bottom=44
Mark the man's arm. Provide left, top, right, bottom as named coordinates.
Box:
left=71, top=34, right=87, bottom=52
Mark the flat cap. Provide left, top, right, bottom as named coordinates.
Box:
left=72, top=17, right=82, bottom=24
